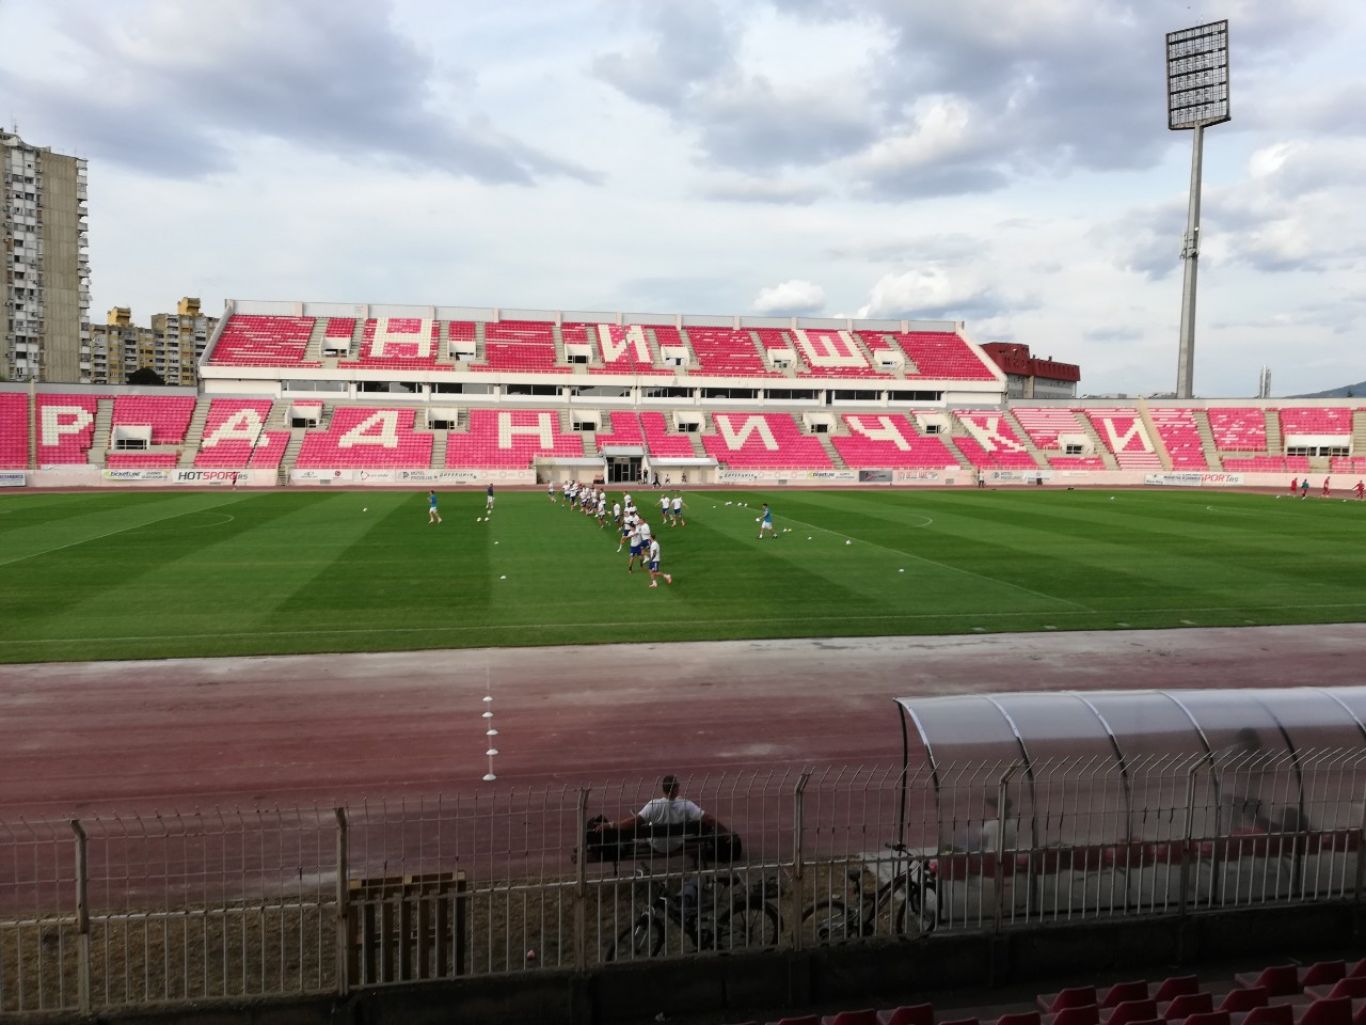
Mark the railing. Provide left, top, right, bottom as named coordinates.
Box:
left=2, top=750, right=1363, bottom=1016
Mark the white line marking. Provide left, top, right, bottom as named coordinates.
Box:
left=0, top=499, right=248, bottom=568
left=734, top=504, right=1088, bottom=611
left=6, top=601, right=1366, bottom=647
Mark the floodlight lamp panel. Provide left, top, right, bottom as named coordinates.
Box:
left=1165, top=18, right=1232, bottom=130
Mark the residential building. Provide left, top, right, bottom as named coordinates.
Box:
left=979, top=342, right=1081, bottom=399
left=87, top=299, right=217, bottom=385
left=1, top=129, right=90, bottom=382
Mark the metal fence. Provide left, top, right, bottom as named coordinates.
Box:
left=3, top=750, right=1364, bottom=1017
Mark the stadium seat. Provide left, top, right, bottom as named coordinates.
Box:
left=1154, top=978, right=1202, bottom=1003
left=822, top=1011, right=878, bottom=1025
left=106, top=452, right=179, bottom=468
left=1182, top=1013, right=1231, bottom=1025
left=1280, top=408, right=1353, bottom=437
left=1295, top=999, right=1353, bottom=1025
left=1104, top=999, right=1157, bottom=1025
left=793, top=327, right=890, bottom=377
left=112, top=395, right=197, bottom=446
left=768, top=1016, right=821, bottom=1025
left=1235, top=966, right=1301, bottom=998
left=1207, top=408, right=1267, bottom=452
left=579, top=323, right=671, bottom=375
left=1237, top=1007, right=1294, bottom=1025
left=995, top=1013, right=1042, bottom=1025
left=639, top=411, right=698, bottom=458
left=1348, top=960, right=1366, bottom=979
left=834, top=414, right=959, bottom=469
left=1040, top=987, right=1100, bottom=1014
left=1047, top=1007, right=1101, bottom=1025
left=1161, top=993, right=1213, bottom=1021
left=1304, top=979, right=1366, bottom=1002
left=879, top=1004, right=934, bottom=1025
left=1218, top=989, right=1268, bottom=1013
left=1301, top=964, right=1349, bottom=989
left=885, top=330, right=998, bottom=381
left=194, top=399, right=276, bottom=468
left=1083, top=409, right=1162, bottom=470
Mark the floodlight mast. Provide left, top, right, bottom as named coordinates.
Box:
left=1166, top=20, right=1231, bottom=399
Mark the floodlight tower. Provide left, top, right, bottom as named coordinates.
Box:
left=1166, top=20, right=1231, bottom=399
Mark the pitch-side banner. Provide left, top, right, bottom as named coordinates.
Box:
left=0, top=471, right=25, bottom=488
left=1144, top=472, right=1245, bottom=487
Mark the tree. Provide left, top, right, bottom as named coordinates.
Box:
left=127, top=367, right=165, bottom=386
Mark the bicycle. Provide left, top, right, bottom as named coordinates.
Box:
left=801, top=843, right=937, bottom=942
left=603, top=864, right=782, bottom=961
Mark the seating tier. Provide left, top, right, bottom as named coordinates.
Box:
left=833, top=414, right=958, bottom=468
left=1147, top=408, right=1208, bottom=470
left=0, top=393, right=28, bottom=469
left=36, top=394, right=100, bottom=466
left=1222, top=456, right=1311, bottom=472
left=796, top=328, right=890, bottom=378
left=210, top=315, right=318, bottom=366
left=106, top=452, right=180, bottom=468
left=1013, top=407, right=1088, bottom=450
left=194, top=399, right=276, bottom=468
left=953, top=411, right=1038, bottom=469
left=685, top=327, right=771, bottom=377
left=340, top=318, right=441, bottom=369
left=475, top=320, right=559, bottom=373
left=296, top=407, right=433, bottom=468
left=1082, top=409, right=1162, bottom=469
left=1330, top=457, right=1366, bottom=474
left=1281, top=407, right=1353, bottom=436
left=112, top=396, right=198, bottom=445
left=701, top=413, right=831, bottom=469
left=445, top=409, right=584, bottom=468
left=1207, top=408, right=1267, bottom=451
left=640, top=412, right=698, bottom=458
left=893, top=331, right=998, bottom=381
left=594, top=411, right=644, bottom=449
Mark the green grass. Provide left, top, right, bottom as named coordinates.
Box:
left=0, top=487, right=1364, bottom=663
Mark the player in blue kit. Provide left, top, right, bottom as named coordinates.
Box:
left=427, top=490, right=442, bottom=525
left=756, top=502, right=774, bottom=540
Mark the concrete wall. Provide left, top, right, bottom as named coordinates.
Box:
left=81, top=903, right=1366, bottom=1025
left=36, top=150, right=84, bottom=383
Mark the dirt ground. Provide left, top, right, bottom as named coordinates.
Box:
left=2, top=622, right=1364, bottom=817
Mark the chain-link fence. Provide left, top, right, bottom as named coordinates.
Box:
left=3, top=750, right=1363, bottom=1017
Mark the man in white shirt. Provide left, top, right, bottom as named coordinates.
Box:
left=670, top=494, right=686, bottom=527
left=646, top=537, right=673, bottom=588
left=602, top=775, right=714, bottom=855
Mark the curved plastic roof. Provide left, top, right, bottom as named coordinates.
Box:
left=897, top=687, right=1366, bottom=847
left=898, top=687, right=1366, bottom=771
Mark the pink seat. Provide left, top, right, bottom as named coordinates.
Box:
left=1184, top=1014, right=1231, bottom=1025
left=1301, top=964, right=1349, bottom=989
left=834, top=414, right=958, bottom=470
left=822, top=1011, right=878, bottom=1025
left=209, top=314, right=317, bottom=366
left=702, top=412, right=831, bottom=469
left=1162, top=993, right=1213, bottom=1021
left=1236, top=1005, right=1294, bottom=1025
left=339, top=318, right=441, bottom=369
left=953, top=410, right=1038, bottom=469
left=1103, top=985, right=1153, bottom=1010
left=36, top=394, right=101, bottom=466
left=1048, top=1007, right=1101, bottom=1025
left=685, top=326, right=773, bottom=377
left=0, top=393, right=27, bottom=469
left=879, top=1004, right=934, bottom=1025
left=1219, top=989, right=1268, bottom=1013
left=1105, top=1000, right=1158, bottom=1025
left=1236, top=967, right=1301, bottom=999
left=1297, top=999, right=1353, bottom=1025
left=445, top=409, right=584, bottom=469
left=996, top=1013, right=1042, bottom=1025
left=1041, top=988, right=1100, bottom=1014
left=296, top=407, right=433, bottom=469
left=1156, top=979, right=1203, bottom=1003
left=1306, top=980, right=1366, bottom=1002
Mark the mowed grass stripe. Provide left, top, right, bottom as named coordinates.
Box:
left=0, top=489, right=1365, bottom=662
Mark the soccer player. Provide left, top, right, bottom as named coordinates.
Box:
left=1322, top=476, right=1332, bottom=497
left=427, top=490, right=442, bottom=525
left=1356, top=480, right=1364, bottom=501
left=659, top=494, right=671, bottom=522
left=757, top=502, right=774, bottom=540
left=1290, top=477, right=1298, bottom=495
left=597, top=493, right=608, bottom=527
left=671, top=494, right=686, bottom=527
left=547, top=481, right=556, bottom=503
left=485, top=482, right=495, bottom=512
left=646, top=536, right=673, bottom=588
left=1301, top=478, right=1311, bottom=499
left=612, top=499, right=622, bottom=526
left=618, top=512, right=634, bottom=553
left=627, top=519, right=646, bottom=572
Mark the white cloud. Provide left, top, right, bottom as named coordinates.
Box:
left=857, top=267, right=1002, bottom=320
left=752, top=279, right=826, bottom=316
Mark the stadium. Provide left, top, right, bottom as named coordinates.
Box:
left=4, top=10, right=1366, bottom=1025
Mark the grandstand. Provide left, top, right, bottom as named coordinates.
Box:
left=2, top=299, right=1365, bottom=489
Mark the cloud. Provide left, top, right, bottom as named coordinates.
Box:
left=1, top=0, right=597, bottom=184
left=1092, top=201, right=1188, bottom=281
left=752, top=279, right=827, bottom=315
left=856, top=267, right=1014, bottom=320
left=697, top=175, right=824, bottom=205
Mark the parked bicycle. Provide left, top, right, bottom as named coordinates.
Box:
left=801, top=843, right=937, bottom=942
left=603, top=865, right=782, bottom=961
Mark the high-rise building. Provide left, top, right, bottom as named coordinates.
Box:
left=1, top=129, right=91, bottom=382
left=87, top=298, right=217, bottom=386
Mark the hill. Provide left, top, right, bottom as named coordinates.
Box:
left=1294, top=380, right=1366, bottom=398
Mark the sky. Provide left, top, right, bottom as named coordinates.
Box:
left=3, top=0, right=1364, bottom=397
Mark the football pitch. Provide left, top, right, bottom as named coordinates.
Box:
left=0, top=487, right=1363, bottom=664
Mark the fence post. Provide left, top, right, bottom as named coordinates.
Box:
left=1179, top=765, right=1200, bottom=918
left=575, top=787, right=590, bottom=971
left=71, top=819, right=91, bottom=1015
left=993, top=766, right=1016, bottom=935
left=1355, top=784, right=1366, bottom=905
left=335, top=808, right=350, bottom=997
left=789, top=770, right=812, bottom=951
